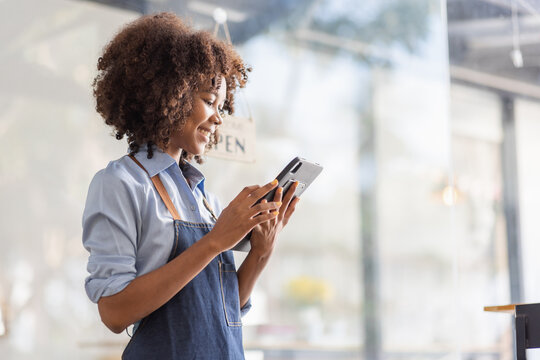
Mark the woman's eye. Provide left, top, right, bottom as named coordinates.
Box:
left=205, top=100, right=214, bottom=106
left=218, top=108, right=225, bottom=115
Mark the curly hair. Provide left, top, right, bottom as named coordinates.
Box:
left=93, top=12, right=250, bottom=163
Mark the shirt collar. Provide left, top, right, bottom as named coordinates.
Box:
left=132, top=145, right=206, bottom=194
left=180, top=161, right=206, bottom=194
left=132, top=145, right=176, bottom=178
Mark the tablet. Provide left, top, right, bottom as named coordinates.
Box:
left=232, top=157, right=323, bottom=252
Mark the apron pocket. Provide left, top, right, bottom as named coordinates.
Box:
left=218, top=261, right=242, bottom=327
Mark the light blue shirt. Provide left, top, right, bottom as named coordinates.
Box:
left=82, top=147, right=223, bottom=304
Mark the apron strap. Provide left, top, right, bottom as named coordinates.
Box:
left=202, top=197, right=218, bottom=222
left=129, top=155, right=181, bottom=221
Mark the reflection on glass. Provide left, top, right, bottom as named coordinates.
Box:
left=2, top=0, right=538, bottom=359
left=442, top=185, right=459, bottom=206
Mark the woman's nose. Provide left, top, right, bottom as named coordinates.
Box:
left=213, top=111, right=223, bottom=126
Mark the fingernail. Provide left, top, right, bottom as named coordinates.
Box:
left=295, top=181, right=299, bottom=186
left=276, top=202, right=282, bottom=206
left=277, top=187, right=283, bottom=194
left=271, top=179, right=278, bottom=185
left=262, top=199, right=267, bottom=203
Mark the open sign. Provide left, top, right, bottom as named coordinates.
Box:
left=208, top=114, right=256, bottom=163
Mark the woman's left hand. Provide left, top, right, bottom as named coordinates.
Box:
left=250, top=181, right=300, bottom=258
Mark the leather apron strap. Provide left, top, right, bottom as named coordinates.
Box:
left=129, top=155, right=181, bottom=221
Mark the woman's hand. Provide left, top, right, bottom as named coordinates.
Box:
left=209, top=180, right=282, bottom=252
left=97, top=181, right=281, bottom=333
left=249, top=181, right=300, bottom=258
left=236, top=182, right=300, bottom=307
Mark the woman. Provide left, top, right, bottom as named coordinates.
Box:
left=82, top=13, right=299, bottom=359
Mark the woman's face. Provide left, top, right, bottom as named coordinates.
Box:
left=170, top=76, right=226, bottom=156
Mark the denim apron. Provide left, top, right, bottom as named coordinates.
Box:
left=122, top=156, right=244, bottom=360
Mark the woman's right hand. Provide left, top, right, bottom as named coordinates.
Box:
left=208, top=180, right=282, bottom=252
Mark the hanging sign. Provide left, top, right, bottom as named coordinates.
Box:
left=207, top=8, right=257, bottom=163
left=208, top=114, right=256, bottom=163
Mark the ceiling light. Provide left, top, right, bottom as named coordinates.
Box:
left=187, top=1, right=247, bottom=23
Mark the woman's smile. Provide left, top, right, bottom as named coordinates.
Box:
left=167, top=76, right=226, bottom=158
left=197, top=126, right=213, bottom=142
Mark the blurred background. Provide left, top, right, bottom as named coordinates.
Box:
left=2, top=0, right=540, bottom=359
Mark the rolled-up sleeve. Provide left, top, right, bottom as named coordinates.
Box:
left=82, top=168, right=140, bottom=303
left=240, top=297, right=252, bottom=317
